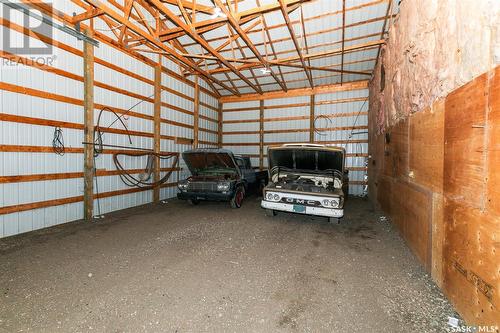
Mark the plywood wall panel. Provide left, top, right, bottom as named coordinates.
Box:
left=487, top=67, right=500, bottom=216
left=443, top=198, right=500, bottom=326
left=444, top=74, right=488, bottom=209
left=431, top=192, right=445, bottom=288
left=376, top=175, right=392, bottom=215
left=391, top=180, right=432, bottom=271
left=409, top=101, right=445, bottom=193
left=391, top=119, right=409, bottom=180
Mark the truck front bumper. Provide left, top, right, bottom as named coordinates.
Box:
left=261, top=200, right=344, bottom=218
left=177, top=191, right=234, bottom=202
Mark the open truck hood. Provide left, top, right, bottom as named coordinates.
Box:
left=268, top=145, right=345, bottom=175
left=182, top=149, right=239, bottom=176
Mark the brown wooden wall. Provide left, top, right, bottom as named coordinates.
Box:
left=368, top=66, right=500, bottom=326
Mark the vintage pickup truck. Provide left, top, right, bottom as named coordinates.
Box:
left=177, top=148, right=267, bottom=208
left=261, top=144, right=349, bottom=223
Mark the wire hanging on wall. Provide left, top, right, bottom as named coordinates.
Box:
left=89, top=94, right=179, bottom=188
left=113, top=152, right=179, bottom=188
left=52, top=127, right=65, bottom=155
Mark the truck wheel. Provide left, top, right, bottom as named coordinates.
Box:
left=329, top=217, right=341, bottom=224
left=265, top=209, right=276, bottom=217
left=230, top=186, right=245, bottom=208
left=188, top=199, right=199, bottom=206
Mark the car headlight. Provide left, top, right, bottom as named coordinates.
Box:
left=322, top=198, right=340, bottom=208
left=217, top=182, right=231, bottom=192
left=178, top=181, right=189, bottom=191
left=265, top=192, right=280, bottom=202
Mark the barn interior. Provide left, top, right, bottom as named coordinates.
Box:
left=0, top=0, right=499, bottom=331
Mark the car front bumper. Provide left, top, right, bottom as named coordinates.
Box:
left=177, top=191, right=234, bottom=202
left=261, top=200, right=344, bottom=218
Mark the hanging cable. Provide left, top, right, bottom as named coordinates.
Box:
left=94, top=107, right=132, bottom=157
left=93, top=94, right=154, bottom=157
left=313, top=115, right=332, bottom=136
left=52, top=127, right=65, bottom=155
left=113, top=152, right=179, bottom=188
left=347, top=98, right=369, bottom=139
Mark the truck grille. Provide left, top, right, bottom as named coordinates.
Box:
left=188, top=182, right=217, bottom=192
left=280, top=197, right=322, bottom=207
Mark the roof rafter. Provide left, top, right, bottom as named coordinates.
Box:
left=147, top=0, right=263, bottom=94
left=213, top=0, right=287, bottom=92
left=278, top=0, right=314, bottom=87
left=155, top=0, right=313, bottom=42
left=83, top=0, right=239, bottom=95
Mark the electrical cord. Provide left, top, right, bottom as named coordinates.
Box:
left=94, top=107, right=132, bottom=157
left=113, top=152, right=179, bottom=188
left=93, top=94, right=155, bottom=157
left=52, top=127, right=65, bottom=155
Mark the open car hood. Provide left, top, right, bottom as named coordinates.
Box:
left=182, top=149, right=238, bottom=176
left=268, top=146, right=345, bottom=175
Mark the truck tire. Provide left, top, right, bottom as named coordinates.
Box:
left=230, top=186, right=245, bottom=209
left=265, top=209, right=276, bottom=217
left=188, top=199, right=199, bottom=206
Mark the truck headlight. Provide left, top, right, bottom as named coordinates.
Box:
left=322, top=198, right=340, bottom=208
left=265, top=192, right=280, bottom=201
left=217, top=181, right=231, bottom=192
left=178, top=181, right=189, bottom=191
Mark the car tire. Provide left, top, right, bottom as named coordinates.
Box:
left=188, top=199, right=200, bottom=206
left=230, top=186, right=245, bottom=209
left=265, top=209, right=276, bottom=217
left=329, top=217, right=341, bottom=224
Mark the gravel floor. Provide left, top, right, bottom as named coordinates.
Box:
left=0, top=196, right=459, bottom=332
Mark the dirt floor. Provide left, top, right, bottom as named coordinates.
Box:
left=0, top=196, right=459, bottom=332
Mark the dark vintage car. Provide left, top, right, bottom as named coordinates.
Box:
left=177, top=148, right=266, bottom=208
left=261, top=144, right=349, bottom=223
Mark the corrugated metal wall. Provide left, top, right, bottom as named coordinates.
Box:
left=0, top=2, right=219, bottom=238
left=222, top=88, right=368, bottom=196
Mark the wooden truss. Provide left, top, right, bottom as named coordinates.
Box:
left=70, top=0, right=392, bottom=96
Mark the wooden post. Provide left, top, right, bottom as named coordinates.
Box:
left=193, top=75, right=199, bottom=148
left=217, top=101, right=223, bottom=148
left=259, top=100, right=264, bottom=170
left=153, top=56, right=162, bottom=202
left=309, top=94, right=315, bottom=143
left=83, top=27, right=95, bottom=221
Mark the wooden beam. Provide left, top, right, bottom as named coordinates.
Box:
left=193, top=75, right=199, bottom=148
left=148, top=0, right=263, bottom=94
left=278, top=0, right=313, bottom=87
left=155, top=0, right=312, bottom=41
left=213, top=0, right=287, bottom=92
left=340, top=0, right=346, bottom=85
left=153, top=56, right=162, bottom=202
left=310, top=94, right=315, bottom=142
left=83, top=0, right=239, bottom=95
left=72, top=8, right=104, bottom=23
left=256, top=0, right=288, bottom=91
left=259, top=100, right=264, bottom=170
left=83, top=27, right=94, bottom=221
left=217, top=101, right=223, bottom=148
left=162, top=0, right=214, bottom=14
left=208, top=39, right=384, bottom=75
left=220, top=80, right=369, bottom=103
